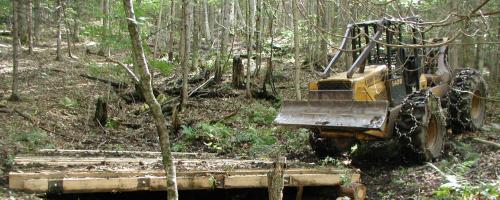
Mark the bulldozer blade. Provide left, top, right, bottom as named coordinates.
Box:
left=274, top=100, right=388, bottom=131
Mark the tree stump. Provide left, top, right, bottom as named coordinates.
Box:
left=232, top=55, right=244, bottom=89
left=268, top=156, right=286, bottom=200
left=94, top=97, right=108, bottom=126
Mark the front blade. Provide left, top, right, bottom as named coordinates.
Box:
left=274, top=100, right=388, bottom=131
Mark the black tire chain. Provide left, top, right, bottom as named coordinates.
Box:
left=447, top=69, right=487, bottom=133
left=394, top=90, right=445, bottom=160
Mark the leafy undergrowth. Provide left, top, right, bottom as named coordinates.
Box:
left=172, top=101, right=314, bottom=160
left=355, top=127, right=499, bottom=200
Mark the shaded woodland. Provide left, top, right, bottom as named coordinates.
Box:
left=0, top=0, right=499, bottom=199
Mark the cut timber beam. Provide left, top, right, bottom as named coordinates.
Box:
left=9, top=149, right=363, bottom=195
left=17, top=173, right=359, bottom=193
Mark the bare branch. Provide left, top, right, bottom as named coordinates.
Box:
left=104, top=57, right=140, bottom=84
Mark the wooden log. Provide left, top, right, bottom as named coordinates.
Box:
left=339, top=183, right=367, bottom=200
left=79, top=74, right=128, bottom=89
left=35, top=149, right=217, bottom=158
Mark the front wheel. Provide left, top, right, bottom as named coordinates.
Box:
left=395, top=90, right=447, bottom=162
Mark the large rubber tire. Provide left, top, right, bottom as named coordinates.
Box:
left=448, top=69, right=487, bottom=134
left=395, top=90, right=447, bottom=162
left=309, top=130, right=355, bottom=158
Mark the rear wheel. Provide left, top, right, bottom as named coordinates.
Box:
left=448, top=69, right=487, bottom=134
left=395, top=90, right=446, bottom=162
left=309, top=130, right=355, bottom=158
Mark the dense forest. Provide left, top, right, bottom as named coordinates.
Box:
left=0, top=0, right=498, bottom=199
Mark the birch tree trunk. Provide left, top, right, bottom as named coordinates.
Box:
left=180, top=0, right=192, bottom=106
left=292, top=0, right=301, bottom=100
left=121, top=1, right=179, bottom=199
left=10, top=0, right=20, bottom=101
left=56, top=0, right=62, bottom=61
left=153, top=0, right=165, bottom=58
left=27, top=0, right=33, bottom=54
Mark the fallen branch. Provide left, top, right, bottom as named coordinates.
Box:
left=86, top=50, right=140, bottom=84
left=188, top=76, right=214, bottom=97
left=103, top=57, right=140, bottom=84
left=12, top=108, right=71, bottom=139
left=0, top=108, right=13, bottom=113
left=471, top=138, right=500, bottom=148
left=210, top=107, right=241, bottom=124
left=79, top=74, right=128, bottom=89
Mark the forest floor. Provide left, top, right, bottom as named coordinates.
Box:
left=0, top=36, right=498, bottom=200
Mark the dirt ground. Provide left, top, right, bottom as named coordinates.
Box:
left=0, top=36, right=498, bottom=200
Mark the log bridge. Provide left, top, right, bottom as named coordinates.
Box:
left=9, top=149, right=366, bottom=199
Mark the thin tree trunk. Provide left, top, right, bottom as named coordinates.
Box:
left=293, top=0, right=301, bottom=100
left=234, top=0, right=245, bottom=30
left=72, top=3, right=81, bottom=42
left=27, top=0, right=33, bottom=54
left=191, top=2, right=200, bottom=71
left=10, top=0, right=20, bottom=101
left=153, top=0, right=165, bottom=58
left=253, top=0, right=262, bottom=77
left=202, top=0, right=211, bottom=42
left=64, top=8, right=73, bottom=58
left=61, top=1, right=73, bottom=58
left=317, top=0, right=327, bottom=67
left=121, top=1, right=179, bottom=199
left=180, top=0, right=192, bottom=106
left=167, top=0, right=176, bottom=61
left=33, top=0, right=40, bottom=44
left=474, top=37, right=483, bottom=70
left=56, top=0, right=62, bottom=61
left=18, top=0, right=27, bottom=44
left=491, top=28, right=499, bottom=94
left=99, top=0, right=110, bottom=56
left=263, top=6, right=276, bottom=95
left=245, top=0, right=253, bottom=98
left=208, top=3, right=215, bottom=38
left=214, top=0, right=231, bottom=83
left=307, top=0, right=314, bottom=72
